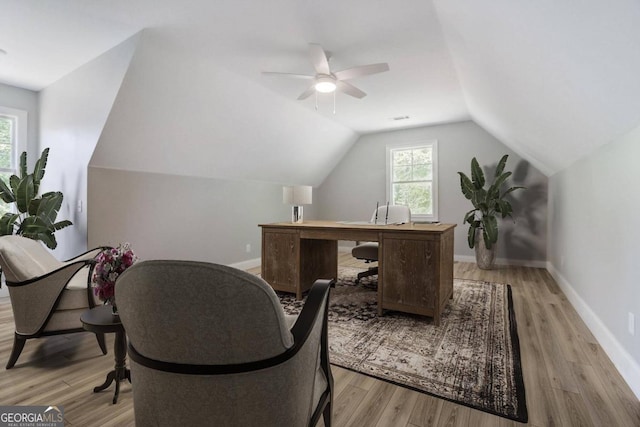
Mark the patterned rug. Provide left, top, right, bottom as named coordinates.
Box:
left=277, top=267, right=528, bottom=423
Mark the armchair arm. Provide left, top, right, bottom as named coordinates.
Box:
left=63, top=246, right=113, bottom=264
left=7, top=260, right=95, bottom=336
left=290, top=279, right=333, bottom=345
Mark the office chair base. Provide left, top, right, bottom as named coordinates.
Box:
left=355, top=266, right=378, bottom=284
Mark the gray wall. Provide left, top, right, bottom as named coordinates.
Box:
left=88, top=167, right=291, bottom=265
left=317, top=120, right=548, bottom=264
left=547, top=122, right=640, bottom=397
left=38, top=34, right=138, bottom=260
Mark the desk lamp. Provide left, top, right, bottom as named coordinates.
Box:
left=283, top=185, right=312, bottom=223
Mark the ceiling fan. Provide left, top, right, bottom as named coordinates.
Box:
left=262, top=43, right=390, bottom=101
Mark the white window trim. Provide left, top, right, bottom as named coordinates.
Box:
left=0, top=106, right=28, bottom=173
left=386, top=140, right=438, bottom=222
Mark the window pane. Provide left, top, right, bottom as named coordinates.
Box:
left=393, top=165, right=412, bottom=181
left=392, top=182, right=432, bottom=215
left=412, top=147, right=431, bottom=164
left=413, top=164, right=432, bottom=181
left=392, top=149, right=412, bottom=167
left=0, top=117, right=12, bottom=169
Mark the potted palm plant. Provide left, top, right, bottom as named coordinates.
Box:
left=0, top=148, right=72, bottom=249
left=458, top=155, right=525, bottom=269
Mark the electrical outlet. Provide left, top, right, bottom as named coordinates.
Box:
left=245, top=244, right=251, bottom=253
left=629, top=313, right=635, bottom=336
left=77, top=200, right=83, bottom=213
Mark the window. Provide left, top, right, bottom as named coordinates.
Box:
left=0, top=107, right=27, bottom=217
left=386, top=141, right=438, bottom=221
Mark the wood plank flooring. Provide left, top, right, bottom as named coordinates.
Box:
left=0, top=255, right=638, bottom=426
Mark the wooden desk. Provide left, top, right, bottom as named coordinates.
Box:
left=260, top=221, right=455, bottom=325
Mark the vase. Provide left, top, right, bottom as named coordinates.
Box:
left=107, top=296, right=118, bottom=317
left=475, top=233, right=496, bottom=270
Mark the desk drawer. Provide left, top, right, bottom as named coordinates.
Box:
left=261, top=229, right=298, bottom=293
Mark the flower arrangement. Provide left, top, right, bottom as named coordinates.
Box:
left=92, top=243, right=138, bottom=308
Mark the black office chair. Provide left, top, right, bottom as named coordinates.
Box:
left=351, top=205, right=411, bottom=283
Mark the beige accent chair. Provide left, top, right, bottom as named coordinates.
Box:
left=116, top=260, right=333, bottom=427
left=0, top=235, right=109, bottom=369
left=351, top=204, right=412, bottom=283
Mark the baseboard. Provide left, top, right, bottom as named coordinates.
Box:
left=454, top=255, right=547, bottom=269
left=547, top=261, right=640, bottom=400
left=228, top=257, right=261, bottom=271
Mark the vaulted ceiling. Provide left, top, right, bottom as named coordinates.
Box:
left=2, top=0, right=640, bottom=177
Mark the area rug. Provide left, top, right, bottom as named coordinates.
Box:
left=277, top=267, right=528, bottom=423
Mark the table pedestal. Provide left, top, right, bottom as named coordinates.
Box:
left=93, top=329, right=131, bottom=404
left=81, top=307, right=131, bottom=404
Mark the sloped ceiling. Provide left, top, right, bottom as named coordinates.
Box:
left=433, top=0, right=640, bottom=175
left=2, top=1, right=640, bottom=177
left=90, top=31, right=358, bottom=186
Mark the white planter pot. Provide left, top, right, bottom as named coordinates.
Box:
left=475, top=233, right=496, bottom=270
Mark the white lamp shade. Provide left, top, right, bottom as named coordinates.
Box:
left=283, top=185, right=312, bottom=205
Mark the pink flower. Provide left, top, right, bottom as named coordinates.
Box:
left=92, top=243, right=138, bottom=303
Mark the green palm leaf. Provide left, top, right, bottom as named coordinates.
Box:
left=0, top=179, right=15, bottom=203
left=15, top=175, right=34, bottom=213
left=470, top=157, right=485, bottom=188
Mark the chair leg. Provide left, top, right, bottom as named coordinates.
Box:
left=95, top=333, right=108, bottom=355
left=6, top=334, right=27, bottom=369
left=322, top=396, right=332, bottom=427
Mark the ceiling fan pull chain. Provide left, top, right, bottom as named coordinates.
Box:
left=333, top=91, right=336, bottom=114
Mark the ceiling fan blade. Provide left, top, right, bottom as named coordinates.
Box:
left=336, top=81, right=366, bottom=99
left=308, top=43, right=330, bottom=75
left=334, top=63, right=390, bottom=81
left=297, top=84, right=316, bottom=100
left=262, top=72, right=314, bottom=80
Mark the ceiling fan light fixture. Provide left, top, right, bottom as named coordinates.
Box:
left=315, top=76, right=336, bottom=93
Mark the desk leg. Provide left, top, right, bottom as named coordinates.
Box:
left=299, top=239, right=337, bottom=299
left=93, top=331, right=131, bottom=404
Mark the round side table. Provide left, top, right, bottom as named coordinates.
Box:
left=81, top=305, right=131, bottom=404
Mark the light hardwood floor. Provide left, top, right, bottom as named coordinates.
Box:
left=0, top=255, right=638, bottom=426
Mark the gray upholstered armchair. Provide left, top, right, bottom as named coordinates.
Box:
left=0, top=235, right=109, bottom=369
left=116, top=260, right=333, bottom=427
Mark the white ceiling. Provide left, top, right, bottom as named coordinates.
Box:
left=3, top=0, right=640, bottom=175
left=0, top=0, right=469, bottom=134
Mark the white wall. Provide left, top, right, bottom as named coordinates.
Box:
left=317, top=120, right=548, bottom=264
left=547, top=122, right=640, bottom=399
left=88, top=167, right=291, bottom=266
left=38, top=34, right=139, bottom=260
